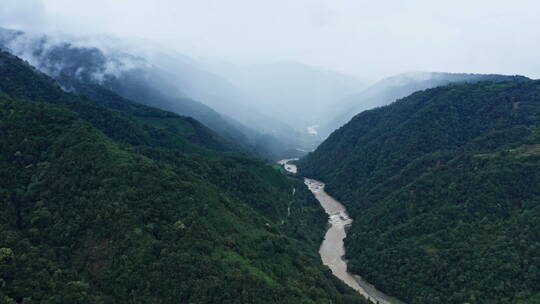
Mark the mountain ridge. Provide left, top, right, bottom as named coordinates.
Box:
left=321, top=72, right=531, bottom=137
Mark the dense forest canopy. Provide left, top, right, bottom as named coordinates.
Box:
left=299, top=80, right=540, bottom=303
left=0, top=49, right=368, bottom=303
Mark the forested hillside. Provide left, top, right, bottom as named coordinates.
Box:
left=300, top=80, right=540, bottom=303
left=321, top=72, right=530, bottom=137
left=0, top=27, right=305, bottom=160
left=0, top=50, right=368, bottom=303
left=0, top=50, right=235, bottom=153
left=0, top=27, right=252, bottom=146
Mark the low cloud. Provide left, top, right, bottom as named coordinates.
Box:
left=2, top=0, right=540, bottom=80
left=0, top=0, right=47, bottom=33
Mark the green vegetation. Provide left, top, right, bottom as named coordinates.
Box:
left=299, top=80, right=540, bottom=303
left=0, top=50, right=234, bottom=153
left=0, top=29, right=301, bottom=160
left=0, top=50, right=368, bottom=303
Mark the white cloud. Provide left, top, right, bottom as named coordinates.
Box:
left=0, top=0, right=47, bottom=32
left=1, top=0, right=540, bottom=80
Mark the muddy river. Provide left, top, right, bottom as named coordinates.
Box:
left=279, top=159, right=401, bottom=304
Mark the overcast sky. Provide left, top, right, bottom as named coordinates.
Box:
left=1, top=0, right=540, bottom=80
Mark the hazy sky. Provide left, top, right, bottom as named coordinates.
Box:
left=2, top=0, right=540, bottom=79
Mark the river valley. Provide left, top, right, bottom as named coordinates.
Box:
left=279, top=159, right=402, bottom=304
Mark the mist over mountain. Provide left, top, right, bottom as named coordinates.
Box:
left=0, top=28, right=238, bottom=135
left=3, top=26, right=533, bottom=154
left=0, top=27, right=313, bottom=159
left=209, top=61, right=365, bottom=130
left=321, top=72, right=531, bottom=136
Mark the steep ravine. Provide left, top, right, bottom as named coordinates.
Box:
left=279, top=159, right=403, bottom=304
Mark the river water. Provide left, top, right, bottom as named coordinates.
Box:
left=279, top=159, right=401, bottom=304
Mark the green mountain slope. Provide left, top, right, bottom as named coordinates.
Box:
left=0, top=51, right=368, bottom=303
left=0, top=50, right=233, bottom=153
left=0, top=27, right=252, bottom=149
left=0, top=27, right=306, bottom=160
left=299, top=80, right=540, bottom=303
left=321, top=72, right=529, bottom=137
